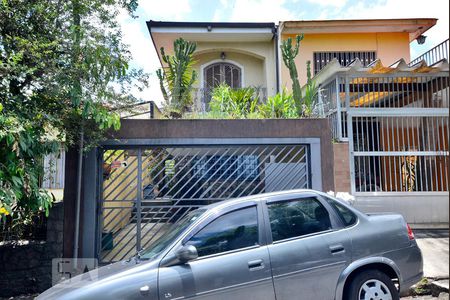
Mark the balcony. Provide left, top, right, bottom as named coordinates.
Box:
left=409, top=38, right=449, bottom=66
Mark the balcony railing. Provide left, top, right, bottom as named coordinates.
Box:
left=409, top=39, right=449, bottom=66
left=191, top=87, right=267, bottom=112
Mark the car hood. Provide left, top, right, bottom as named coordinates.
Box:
left=36, top=258, right=159, bottom=300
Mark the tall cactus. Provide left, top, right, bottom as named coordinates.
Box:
left=281, top=34, right=304, bottom=115
left=157, top=38, right=197, bottom=117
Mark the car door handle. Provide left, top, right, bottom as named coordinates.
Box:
left=140, top=285, right=150, bottom=295
left=329, top=244, right=345, bottom=254
left=248, top=259, right=264, bottom=271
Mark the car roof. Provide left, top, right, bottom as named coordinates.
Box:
left=201, top=189, right=320, bottom=212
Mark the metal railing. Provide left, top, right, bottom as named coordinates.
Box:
left=344, top=73, right=450, bottom=193
left=119, top=101, right=160, bottom=119
left=321, top=70, right=449, bottom=193
left=409, top=39, right=449, bottom=66
left=349, top=114, right=448, bottom=193
left=324, top=74, right=449, bottom=142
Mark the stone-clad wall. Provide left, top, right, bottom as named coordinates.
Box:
left=0, top=202, right=64, bottom=298
left=333, top=142, right=351, bottom=193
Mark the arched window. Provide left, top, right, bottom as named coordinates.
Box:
left=204, top=62, right=242, bottom=91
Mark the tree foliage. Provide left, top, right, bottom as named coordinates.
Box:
left=0, top=0, right=147, bottom=222
left=0, top=104, right=58, bottom=223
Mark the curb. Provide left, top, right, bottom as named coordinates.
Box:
left=430, top=279, right=450, bottom=297
left=405, top=277, right=449, bottom=298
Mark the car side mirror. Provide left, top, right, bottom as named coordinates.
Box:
left=160, top=245, right=198, bottom=268
left=176, top=245, right=198, bottom=264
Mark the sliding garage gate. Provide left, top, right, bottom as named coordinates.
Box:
left=98, top=141, right=311, bottom=263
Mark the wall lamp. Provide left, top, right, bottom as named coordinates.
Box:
left=416, top=35, right=427, bottom=45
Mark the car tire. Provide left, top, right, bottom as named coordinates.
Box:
left=346, top=270, right=399, bottom=300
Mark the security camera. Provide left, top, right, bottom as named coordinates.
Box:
left=121, top=161, right=128, bottom=167
left=417, top=35, right=427, bottom=45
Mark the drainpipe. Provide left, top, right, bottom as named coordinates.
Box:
left=274, top=25, right=280, bottom=94
left=73, top=128, right=84, bottom=266
left=277, top=22, right=285, bottom=93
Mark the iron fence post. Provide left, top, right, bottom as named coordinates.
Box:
left=136, top=148, right=142, bottom=252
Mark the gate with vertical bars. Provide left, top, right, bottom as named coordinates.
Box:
left=98, top=142, right=310, bottom=263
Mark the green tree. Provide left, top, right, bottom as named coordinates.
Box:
left=0, top=0, right=147, bottom=225
left=156, top=38, right=197, bottom=118
left=280, top=34, right=304, bottom=115
left=0, top=104, right=59, bottom=224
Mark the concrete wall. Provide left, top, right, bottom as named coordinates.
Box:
left=354, top=194, right=449, bottom=228
left=280, top=32, right=411, bottom=87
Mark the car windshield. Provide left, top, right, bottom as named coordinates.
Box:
left=139, top=209, right=205, bottom=260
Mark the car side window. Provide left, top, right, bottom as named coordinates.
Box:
left=326, top=199, right=357, bottom=227
left=185, top=207, right=259, bottom=257
left=268, top=197, right=332, bottom=242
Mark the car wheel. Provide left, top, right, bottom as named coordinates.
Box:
left=346, top=270, right=399, bottom=300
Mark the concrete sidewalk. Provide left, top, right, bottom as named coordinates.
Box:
left=414, top=229, right=449, bottom=296
left=415, top=230, right=449, bottom=279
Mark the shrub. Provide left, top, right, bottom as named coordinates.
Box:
left=209, top=83, right=259, bottom=118
left=258, top=89, right=297, bottom=118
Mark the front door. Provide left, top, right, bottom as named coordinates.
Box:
left=158, top=205, right=275, bottom=300
left=265, top=194, right=352, bottom=300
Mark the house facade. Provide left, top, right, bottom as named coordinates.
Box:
left=148, top=18, right=436, bottom=105
left=279, top=19, right=436, bottom=86
left=148, top=21, right=278, bottom=110
left=147, top=18, right=449, bottom=226
left=59, top=18, right=448, bottom=263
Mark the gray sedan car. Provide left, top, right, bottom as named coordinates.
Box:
left=38, top=189, right=423, bottom=300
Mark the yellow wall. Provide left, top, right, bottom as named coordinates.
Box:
left=102, top=152, right=135, bottom=233
left=280, top=32, right=411, bottom=88
left=192, top=51, right=265, bottom=89
left=102, top=149, right=160, bottom=235
left=152, top=33, right=277, bottom=97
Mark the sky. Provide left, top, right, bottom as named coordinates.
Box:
left=119, top=0, right=450, bottom=105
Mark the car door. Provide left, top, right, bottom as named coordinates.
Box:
left=158, top=203, right=276, bottom=300
left=264, top=193, right=352, bottom=300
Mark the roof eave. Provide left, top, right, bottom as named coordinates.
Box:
left=280, top=18, right=437, bottom=42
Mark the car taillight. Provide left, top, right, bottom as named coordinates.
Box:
left=407, top=223, right=415, bottom=240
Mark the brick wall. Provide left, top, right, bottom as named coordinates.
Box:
left=333, top=142, right=351, bottom=193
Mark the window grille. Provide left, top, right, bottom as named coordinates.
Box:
left=313, top=51, right=377, bottom=74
